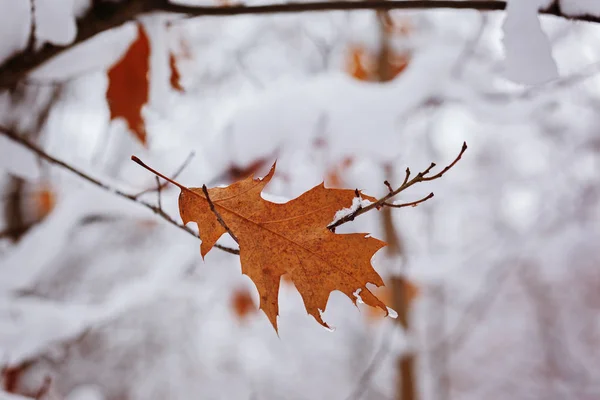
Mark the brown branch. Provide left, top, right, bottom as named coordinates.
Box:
left=401, top=167, right=411, bottom=187
left=0, top=0, right=155, bottom=89
left=202, top=184, right=239, bottom=243
left=384, top=180, right=394, bottom=194
left=328, top=142, right=467, bottom=231
left=133, top=151, right=195, bottom=199
left=162, top=0, right=600, bottom=23
left=1, top=0, right=599, bottom=89
left=1, top=123, right=462, bottom=258
left=155, top=176, right=163, bottom=210
left=421, top=142, right=468, bottom=181
left=0, top=223, right=37, bottom=240
left=383, top=192, right=434, bottom=208
left=26, top=0, right=36, bottom=53
left=0, top=126, right=240, bottom=255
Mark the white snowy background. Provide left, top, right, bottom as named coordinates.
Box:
left=1, top=0, right=600, bottom=399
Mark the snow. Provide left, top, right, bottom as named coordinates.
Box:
left=502, top=0, right=559, bottom=85
left=66, top=385, right=105, bottom=400
left=35, top=0, right=77, bottom=47
left=330, top=196, right=374, bottom=227
left=0, top=0, right=30, bottom=65
left=30, top=24, right=138, bottom=81
left=561, top=0, right=600, bottom=16
left=0, top=391, right=33, bottom=400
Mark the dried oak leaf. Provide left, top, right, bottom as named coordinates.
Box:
left=107, top=23, right=150, bottom=145
left=179, top=163, right=388, bottom=331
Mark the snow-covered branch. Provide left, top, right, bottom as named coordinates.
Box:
left=1, top=0, right=599, bottom=89
left=0, top=126, right=240, bottom=255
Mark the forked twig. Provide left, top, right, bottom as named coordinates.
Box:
left=328, top=142, right=467, bottom=231
left=155, top=176, right=163, bottom=210
left=383, top=192, right=434, bottom=208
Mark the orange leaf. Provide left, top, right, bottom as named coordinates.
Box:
left=33, top=185, right=55, bottom=219
left=178, top=163, right=388, bottom=331
left=345, top=46, right=411, bottom=82
left=169, top=52, right=184, bottom=92
left=346, top=47, right=370, bottom=81
left=231, top=287, right=256, bottom=320
left=107, top=24, right=150, bottom=145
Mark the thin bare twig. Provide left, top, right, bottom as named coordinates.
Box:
left=0, top=126, right=239, bottom=255
left=401, top=167, right=411, bottom=187
left=26, top=0, right=36, bottom=53
left=384, top=180, right=394, bottom=193
left=164, top=0, right=600, bottom=23
left=421, top=144, right=467, bottom=181
left=133, top=151, right=195, bottom=199
left=202, top=184, right=239, bottom=243
left=383, top=192, right=434, bottom=208
left=328, top=142, right=467, bottom=231
left=155, top=176, right=163, bottom=210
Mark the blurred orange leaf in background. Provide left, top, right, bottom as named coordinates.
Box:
left=347, top=47, right=371, bottom=81
left=345, top=16, right=412, bottom=82
left=107, top=24, right=150, bottom=145
left=33, top=184, right=55, bottom=220
left=345, top=46, right=410, bottom=82
left=231, top=287, right=257, bottom=320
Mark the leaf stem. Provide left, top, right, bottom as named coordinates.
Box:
left=131, top=155, right=188, bottom=191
